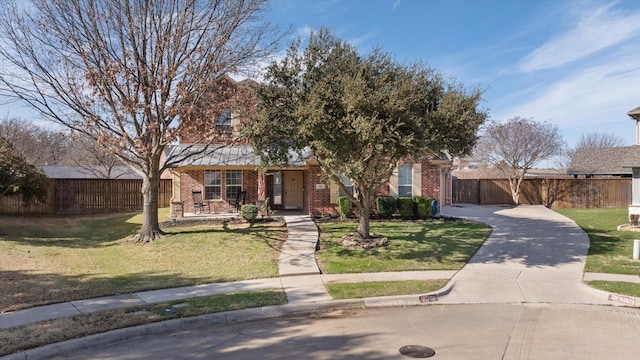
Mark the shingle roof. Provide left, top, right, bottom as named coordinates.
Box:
left=568, top=146, right=640, bottom=175
left=165, top=144, right=311, bottom=168
left=40, top=166, right=141, bottom=179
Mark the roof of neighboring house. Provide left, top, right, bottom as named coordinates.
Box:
left=41, top=166, right=141, bottom=179
left=627, top=106, right=640, bottom=120
left=568, top=146, right=640, bottom=175
left=165, top=144, right=312, bottom=168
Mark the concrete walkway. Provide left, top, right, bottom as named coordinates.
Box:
left=2, top=206, right=639, bottom=332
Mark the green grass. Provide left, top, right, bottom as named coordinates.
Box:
left=327, top=280, right=448, bottom=299
left=316, top=219, right=492, bottom=273
left=0, top=290, right=287, bottom=357
left=556, top=208, right=640, bottom=274
left=0, top=209, right=286, bottom=312
left=585, top=281, right=640, bottom=298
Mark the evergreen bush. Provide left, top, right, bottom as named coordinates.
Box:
left=337, top=196, right=353, bottom=218
left=376, top=196, right=397, bottom=218
left=241, top=204, right=258, bottom=221
left=415, top=196, right=432, bottom=219
left=397, top=197, right=415, bottom=219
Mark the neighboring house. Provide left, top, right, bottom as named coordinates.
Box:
left=165, top=75, right=454, bottom=217
left=568, top=147, right=637, bottom=178
left=622, top=106, right=640, bottom=220
left=41, top=165, right=141, bottom=179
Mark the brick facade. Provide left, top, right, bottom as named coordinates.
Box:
left=178, top=168, right=258, bottom=214
left=307, top=165, right=337, bottom=216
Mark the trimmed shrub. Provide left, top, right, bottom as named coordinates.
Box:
left=376, top=196, right=397, bottom=218
left=415, top=196, right=432, bottom=219
left=241, top=204, right=258, bottom=221
left=397, top=197, right=415, bottom=219
left=337, top=196, right=353, bottom=218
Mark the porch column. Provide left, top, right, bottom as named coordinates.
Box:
left=170, top=170, right=184, bottom=219
left=629, top=168, right=640, bottom=222
left=258, top=169, right=266, bottom=201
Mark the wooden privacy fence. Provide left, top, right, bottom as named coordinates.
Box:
left=452, top=178, right=631, bottom=209
left=0, top=179, right=172, bottom=216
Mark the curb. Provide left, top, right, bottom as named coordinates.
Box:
left=1, top=286, right=454, bottom=360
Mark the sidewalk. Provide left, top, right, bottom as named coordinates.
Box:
left=2, top=206, right=639, bottom=331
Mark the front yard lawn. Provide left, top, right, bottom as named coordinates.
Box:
left=555, top=208, right=640, bottom=274
left=0, top=209, right=286, bottom=313
left=556, top=208, right=640, bottom=299
left=316, top=219, right=492, bottom=274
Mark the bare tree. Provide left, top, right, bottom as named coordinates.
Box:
left=0, top=116, right=73, bottom=165
left=68, top=133, right=135, bottom=178
left=475, top=117, right=565, bottom=204
left=0, top=0, right=281, bottom=242
left=558, top=132, right=626, bottom=169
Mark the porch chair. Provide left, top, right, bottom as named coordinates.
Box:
left=232, top=190, right=247, bottom=212
left=192, top=191, right=210, bottom=214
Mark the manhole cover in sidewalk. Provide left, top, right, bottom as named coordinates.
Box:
left=399, top=345, right=435, bottom=358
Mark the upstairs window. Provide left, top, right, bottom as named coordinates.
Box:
left=215, top=110, right=232, bottom=132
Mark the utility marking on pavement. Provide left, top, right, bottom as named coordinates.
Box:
left=418, top=294, right=438, bottom=303
left=608, top=294, right=636, bottom=306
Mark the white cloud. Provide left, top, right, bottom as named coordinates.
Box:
left=496, top=51, right=640, bottom=145
left=518, top=2, right=640, bottom=72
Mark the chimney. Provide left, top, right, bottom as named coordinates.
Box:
left=627, top=106, right=640, bottom=145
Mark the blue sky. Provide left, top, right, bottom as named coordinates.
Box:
left=2, top=0, right=640, bottom=149
left=264, top=0, right=640, bottom=147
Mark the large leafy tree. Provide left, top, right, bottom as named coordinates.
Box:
left=0, top=136, right=48, bottom=204
left=246, top=29, right=487, bottom=239
left=474, top=117, right=565, bottom=204
left=0, top=0, right=280, bottom=242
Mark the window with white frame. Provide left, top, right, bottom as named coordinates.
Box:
left=204, top=170, right=221, bottom=200
left=398, top=165, right=413, bottom=197
left=225, top=170, right=243, bottom=200
left=215, top=110, right=232, bottom=132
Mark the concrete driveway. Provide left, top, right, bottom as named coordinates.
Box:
left=440, top=204, right=610, bottom=304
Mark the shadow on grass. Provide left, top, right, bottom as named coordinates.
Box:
left=165, top=221, right=287, bottom=252
left=0, top=213, right=141, bottom=249
left=318, top=220, right=490, bottom=268
left=0, top=215, right=287, bottom=251
left=555, top=208, right=632, bottom=257
left=0, top=268, right=230, bottom=313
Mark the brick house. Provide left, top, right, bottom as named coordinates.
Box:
left=166, top=75, right=453, bottom=217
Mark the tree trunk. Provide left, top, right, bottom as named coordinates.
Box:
left=509, top=175, right=523, bottom=205
left=357, top=189, right=372, bottom=239
left=132, top=170, right=164, bottom=244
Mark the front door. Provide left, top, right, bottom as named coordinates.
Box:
left=284, top=171, right=304, bottom=209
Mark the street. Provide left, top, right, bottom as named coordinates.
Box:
left=51, top=303, right=640, bottom=360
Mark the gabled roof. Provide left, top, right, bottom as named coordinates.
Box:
left=568, top=146, right=640, bottom=175
left=165, top=144, right=312, bottom=168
